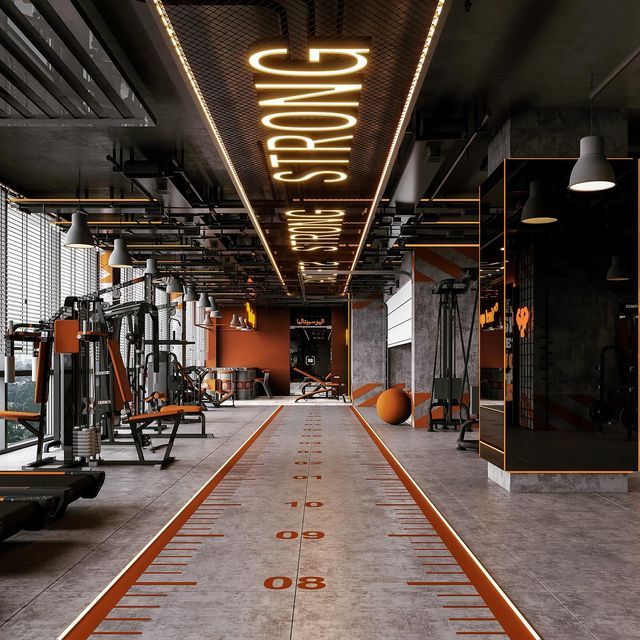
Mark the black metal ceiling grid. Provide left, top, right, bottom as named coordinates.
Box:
left=163, top=0, right=439, bottom=297
left=165, top=0, right=438, bottom=201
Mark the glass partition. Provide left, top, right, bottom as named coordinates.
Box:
left=480, top=158, right=638, bottom=472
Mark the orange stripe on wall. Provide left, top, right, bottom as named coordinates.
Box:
left=453, top=246, right=480, bottom=262
left=352, top=383, right=382, bottom=400
left=360, top=393, right=383, bottom=407
left=413, top=392, right=431, bottom=407
left=415, top=248, right=462, bottom=279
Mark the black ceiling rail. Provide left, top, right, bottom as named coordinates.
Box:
left=0, top=0, right=108, bottom=117
left=0, top=57, right=59, bottom=118
left=0, top=83, right=35, bottom=118
left=29, top=0, right=134, bottom=119
left=0, top=28, right=83, bottom=117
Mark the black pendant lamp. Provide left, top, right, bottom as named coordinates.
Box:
left=521, top=181, right=557, bottom=225
left=607, top=255, right=629, bottom=281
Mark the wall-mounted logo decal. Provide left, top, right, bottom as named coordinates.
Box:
left=515, top=306, right=529, bottom=338
left=244, top=301, right=257, bottom=329
left=480, top=302, right=499, bottom=328
left=249, top=44, right=369, bottom=185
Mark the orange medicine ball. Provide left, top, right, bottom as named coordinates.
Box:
left=376, top=388, right=412, bottom=425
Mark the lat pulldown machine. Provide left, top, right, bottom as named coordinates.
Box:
left=428, top=275, right=478, bottom=432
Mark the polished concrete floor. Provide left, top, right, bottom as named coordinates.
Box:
left=0, top=402, right=636, bottom=639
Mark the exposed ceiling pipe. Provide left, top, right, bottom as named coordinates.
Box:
left=590, top=41, right=640, bottom=100
left=427, top=113, right=490, bottom=201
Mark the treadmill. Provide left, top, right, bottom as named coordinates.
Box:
left=0, top=496, right=56, bottom=542
left=0, top=470, right=105, bottom=518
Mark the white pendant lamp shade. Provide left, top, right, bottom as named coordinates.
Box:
left=209, top=297, right=222, bottom=318
left=202, top=313, right=213, bottom=327
left=241, top=318, right=251, bottom=331
left=230, top=313, right=241, bottom=328
left=184, top=286, right=198, bottom=302
left=197, top=292, right=210, bottom=308
left=521, top=181, right=557, bottom=225
left=607, top=255, right=629, bottom=281
left=108, top=238, right=133, bottom=268
left=144, top=257, right=158, bottom=275
left=569, top=135, right=616, bottom=192
left=166, top=277, right=184, bottom=294
left=64, top=212, right=94, bottom=248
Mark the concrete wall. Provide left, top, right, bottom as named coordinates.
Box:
left=350, top=299, right=385, bottom=406
left=388, top=343, right=411, bottom=390
left=412, top=247, right=479, bottom=428
left=488, top=108, right=628, bottom=174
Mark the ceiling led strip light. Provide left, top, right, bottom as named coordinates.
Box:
left=345, top=0, right=447, bottom=292
left=152, top=0, right=287, bottom=292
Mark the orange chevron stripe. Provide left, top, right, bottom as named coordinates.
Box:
left=453, top=246, right=479, bottom=263
left=360, top=393, right=383, bottom=407
left=352, top=383, right=382, bottom=400
left=415, top=248, right=462, bottom=279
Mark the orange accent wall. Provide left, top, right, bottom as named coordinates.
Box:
left=206, top=306, right=291, bottom=396
left=481, top=329, right=504, bottom=368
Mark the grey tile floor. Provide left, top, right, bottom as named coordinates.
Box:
left=0, top=403, right=634, bottom=639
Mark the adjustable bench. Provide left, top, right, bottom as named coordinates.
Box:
left=106, top=340, right=192, bottom=468
left=293, top=367, right=346, bottom=403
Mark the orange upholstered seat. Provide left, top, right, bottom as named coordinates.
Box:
left=159, top=405, right=203, bottom=414
left=126, top=409, right=183, bottom=423
left=0, top=411, right=42, bottom=420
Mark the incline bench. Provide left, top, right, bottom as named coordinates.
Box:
left=293, top=367, right=346, bottom=403
left=107, top=340, right=195, bottom=468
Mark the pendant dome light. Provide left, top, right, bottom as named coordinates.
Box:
left=108, top=238, right=133, bottom=268
left=230, top=314, right=241, bottom=328
left=144, top=257, right=158, bottom=275
left=241, top=318, right=251, bottom=331
left=202, top=313, right=213, bottom=327
left=569, top=135, right=616, bottom=192
left=166, top=277, right=184, bottom=294
left=607, top=255, right=629, bottom=281
left=521, top=181, right=558, bottom=225
left=209, top=296, right=222, bottom=319
left=184, top=285, right=198, bottom=302
left=64, top=212, right=94, bottom=248
left=197, top=292, right=210, bottom=308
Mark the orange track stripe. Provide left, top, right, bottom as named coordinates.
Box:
left=58, top=406, right=283, bottom=640
left=351, top=407, right=540, bottom=640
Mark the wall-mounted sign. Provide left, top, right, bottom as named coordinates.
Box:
left=297, top=317, right=327, bottom=327
left=244, top=301, right=257, bottom=329
left=249, top=43, right=370, bottom=185
left=515, top=306, right=529, bottom=338
left=480, top=302, right=499, bottom=329
left=291, top=308, right=331, bottom=328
